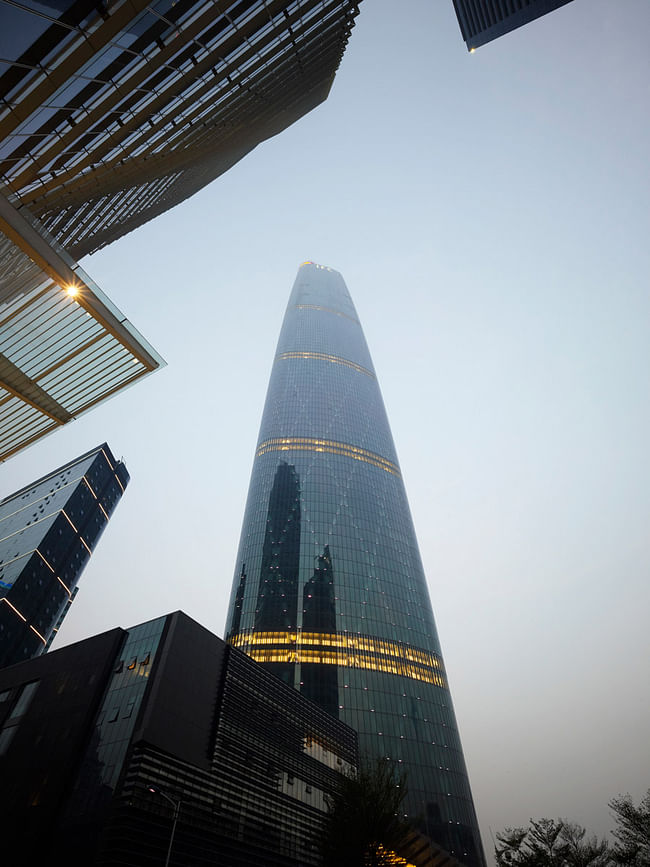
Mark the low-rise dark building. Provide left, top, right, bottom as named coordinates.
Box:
left=0, top=610, right=358, bottom=866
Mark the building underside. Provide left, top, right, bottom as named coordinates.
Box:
left=0, top=192, right=165, bottom=461
left=0, top=0, right=360, bottom=257
left=0, top=0, right=360, bottom=458
left=452, top=0, right=574, bottom=50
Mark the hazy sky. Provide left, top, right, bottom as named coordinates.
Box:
left=3, top=0, right=649, bottom=860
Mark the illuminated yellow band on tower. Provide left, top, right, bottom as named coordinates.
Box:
left=256, top=437, right=401, bottom=479
left=229, top=630, right=447, bottom=689
left=294, top=304, right=359, bottom=324
left=277, top=351, right=375, bottom=379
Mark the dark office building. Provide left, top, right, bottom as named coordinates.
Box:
left=0, top=443, right=127, bottom=667
left=225, top=262, right=485, bottom=867
left=0, top=610, right=358, bottom=866
left=452, top=0, right=574, bottom=50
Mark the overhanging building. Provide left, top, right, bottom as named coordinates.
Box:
left=226, top=262, right=485, bottom=867
left=0, top=0, right=361, bottom=257
left=0, top=0, right=360, bottom=459
left=0, top=443, right=128, bottom=666
left=0, top=220, right=165, bottom=461
left=452, top=0, right=574, bottom=50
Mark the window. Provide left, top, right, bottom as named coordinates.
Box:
left=8, top=681, right=39, bottom=721
left=0, top=726, right=17, bottom=757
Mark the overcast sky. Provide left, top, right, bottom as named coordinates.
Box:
left=3, top=0, right=649, bottom=860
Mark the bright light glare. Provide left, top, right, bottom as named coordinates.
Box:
left=66, top=285, right=79, bottom=297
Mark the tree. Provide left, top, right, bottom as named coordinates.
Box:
left=609, top=790, right=650, bottom=867
left=561, top=822, right=611, bottom=867
left=496, top=817, right=566, bottom=867
left=495, top=818, right=611, bottom=867
left=321, top=758, right=414, bottom=867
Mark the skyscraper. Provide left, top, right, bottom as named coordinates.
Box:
left=226, top=262, right=485, bottom=866
left=0, top=443, right=128, bottom=666
left=452, top=0, right=574, bottom=50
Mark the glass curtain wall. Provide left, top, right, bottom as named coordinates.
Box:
left=226, top=262, right=485, bottom=867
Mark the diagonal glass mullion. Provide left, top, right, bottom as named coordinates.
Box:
left=0, top=290, right=72, bottom=348
left=39, top=336, right=121, bottom=397
left=33, top=330, right=107, bottom=384
left=61, top=357, right=145, bottom=414
left=45, top=346, right=138, bottom=407
left=1, top=416, right=60, bottom=461
left=58, top=352, right=136, bottom=405
left=6, top=304, right=99, bottom=370
left=62, top=351, right=142, bottom=406
left=18, top=313, right=102, bottom=376
left=70, top=368, right=147, bottom=417
left=0, top=400, right=50, bottom=440
left=0, top=281, right=60, bottom=330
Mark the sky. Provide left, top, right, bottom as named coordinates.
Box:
left=2, top=0, right=649, bottom=860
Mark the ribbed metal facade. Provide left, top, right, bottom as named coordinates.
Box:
left=0, top=2, right=359, bottom=459
left=0, top=0, right=361, bottom=257
left=452, top=0, right=574, bottom=50
left=0, top=215, right=165, bottom=462
left=226, top=263, right=485, bottom=867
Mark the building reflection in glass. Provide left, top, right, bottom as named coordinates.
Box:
left=254, top=462, right=301, bottom=685
left=301, top=545, right=338, bottom=717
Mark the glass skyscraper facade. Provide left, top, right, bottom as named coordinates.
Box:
left=0, top=443, right=128, bottom=666
left=226, top=262, right=485, bottom=866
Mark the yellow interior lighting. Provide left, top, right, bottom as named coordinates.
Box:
left=277, top=351, right=375, bottom=378
left=230, top=630, right=447, bottom=688
left=256, top=437, right=401, bottom=478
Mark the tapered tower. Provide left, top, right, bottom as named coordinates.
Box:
left=226, top=262, right=484, bottom=866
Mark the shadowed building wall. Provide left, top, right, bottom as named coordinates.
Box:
left=0, top=610, right=358, bottom=866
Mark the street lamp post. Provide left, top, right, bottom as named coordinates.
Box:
left=147, top=784, right=181, bottom=867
